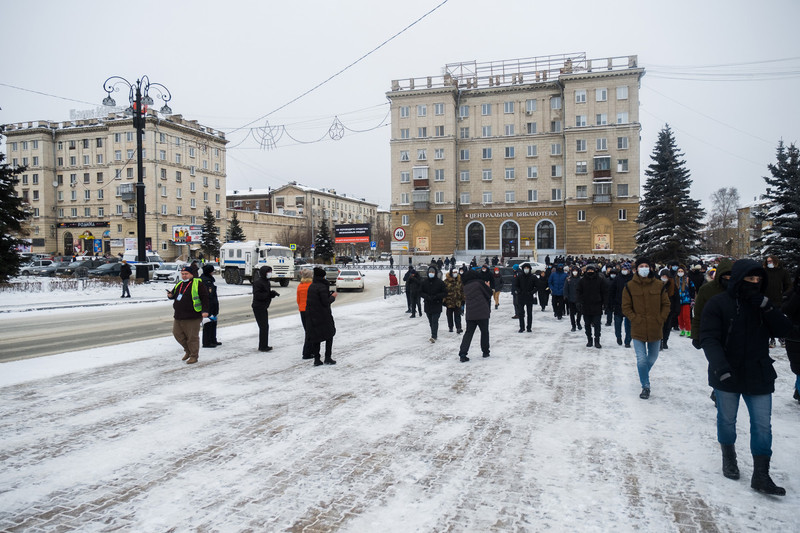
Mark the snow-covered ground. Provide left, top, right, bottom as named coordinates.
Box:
left=0, top=275, right=798, bottom=531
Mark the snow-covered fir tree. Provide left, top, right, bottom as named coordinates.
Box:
left=634, top=125, right=705, bottom=263
left=314, top=219, right=335, bottom=264
left=0, top=141, right=30, bottom=282
left=200, top=207, right=221, bottom=260
left=227, top=211, right=246, bottom=242
left=761, top=140, right=800, bottom=271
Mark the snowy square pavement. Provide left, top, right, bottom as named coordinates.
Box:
left=1, top=284, right=798, bottom=532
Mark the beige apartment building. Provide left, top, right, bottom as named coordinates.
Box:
left=387, top=52, right=644, bottom=260
left=5, top=112, right=227, bottom=260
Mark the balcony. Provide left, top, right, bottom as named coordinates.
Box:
left=119, top=183, right=135, bottom=202
left=593, top=194, right=612, bottom=204
left=412, top=190, right=430, bottom=210
left=413, top=178, right=429, bottom=189
left=593, top=169, right=611, bottom=179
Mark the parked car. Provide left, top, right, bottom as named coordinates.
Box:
left=336, top=269, right=365, bottom=292
left=88, top=262, right=124, bottom=278
left=35, top=260, right=72, bottom=277
left=497, top=267, right=516, bottom=291
left=55, top=259, right=107, bottom=277
left=18, top=260, right=53, bottom=276
left=335, top=255, right=353, bottom=265
left=323, top=265, right=339, bottom=285
left=153, top=263, right=185, bottom=283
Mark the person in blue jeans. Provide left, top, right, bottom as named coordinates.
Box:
left=621, top=257, right=670, bottom=400
left=609, top=263, right=633, bottom=347
left=701, top=259, right=793, bottom=496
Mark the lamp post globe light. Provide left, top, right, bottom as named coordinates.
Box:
left=102, top=76, right=173, bottom=280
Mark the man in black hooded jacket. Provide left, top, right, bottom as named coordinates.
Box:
left=252, top=265, right=280, bottom=352
left=701, top=258, right=793, bottom=496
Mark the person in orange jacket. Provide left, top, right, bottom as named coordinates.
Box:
left=296, top=268, right=314, bottom=360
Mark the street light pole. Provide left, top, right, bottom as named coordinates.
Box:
left=102, top=76, right=172, bottom=281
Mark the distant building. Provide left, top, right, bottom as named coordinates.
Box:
left=387, top=52, right=644, bottom=260
left=736, top=198, right=771, bottom=257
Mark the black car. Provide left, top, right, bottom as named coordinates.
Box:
left=88, top=262, right=124, bottom=277
left=35, top=260, right=72, bottom=277
left=55, top=259, right=107, bottom=277
left=335, top=256, right=353, bottom=265
left=497, top=267, right=516, bottom=291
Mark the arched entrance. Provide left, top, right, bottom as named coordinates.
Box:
left=63, top=232, right=74, bottom=256
left=536, top=220, right=555, bottom=250
left=466, top=221, right=485, bottom=251
left=501, top=220, right=519, bottom=257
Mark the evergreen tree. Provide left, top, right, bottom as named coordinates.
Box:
left=0, top=143, right=30, bottom=282
left=200, top=206, right=221, bottom=260
left=634, top=124, right=705, bottom=263
left=228, top=210, right=246, bottom=242
left=314, top=219, right=335, bottom=264
left=761, top=141, right=800, bottom=271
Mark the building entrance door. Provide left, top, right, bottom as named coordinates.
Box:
left=501, top=221, right=518, bottom=257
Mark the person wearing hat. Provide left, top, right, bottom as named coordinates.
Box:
left=388, top=269, right=399, bottom=294
left=564, top=265, right=583, bottom=333
left=420, top=265, right=447, bottom=342
left=252, top=265, right=280, bottom=352
left=491, top=267, right=503, bottom=310
left=200, top=263, right=221, bottom=348
left=458, top=270, right=492, bottom=362
left=609, top=262, right=633, bottom=347
left=576, top=264, right=607, bottom=348
left=701, top=259, right=793, bottom=495
left=119, top=259, right=132, bottom=298
left=166, top=265, right=210, bottom=365
left=548, top=264, right=568, bottom=320
left=658, top=268, right=680, bottom=350
left=444, top=267, right=464, bottom=334
left=513, top=263, right=537, bottom=333
left=306, top=266, right=338, bottom=365
left=296, top=268, right=314, bottom=360
left=622, top=257, right=671, bottom=399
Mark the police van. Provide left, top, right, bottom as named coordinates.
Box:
left=219, top=241, right=294, bottom=286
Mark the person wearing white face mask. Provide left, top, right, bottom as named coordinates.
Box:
left=420, top=266, right=447, bottom=343
left=622, top=257, right=671, bottom=400
left=675, top=266, right=696, bottom=338
left=443, top=268, right=464, bottom=334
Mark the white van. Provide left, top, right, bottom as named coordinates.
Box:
left=122, top=250, right=165, bottom=265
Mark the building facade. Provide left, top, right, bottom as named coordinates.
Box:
left=5, top=112, right=228, bottom=260
left=387, top=53, right=644, bottom=260
left=736, top=198, right=770, bottom=258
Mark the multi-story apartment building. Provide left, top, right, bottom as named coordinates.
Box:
left=736, top=198, right=770, bottom=257
left=387, top=53, right=644, bottom=259
left=5, top=112, right=227, bottom=260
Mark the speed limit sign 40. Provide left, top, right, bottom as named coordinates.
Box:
left=393, top=227, right=406, bottom=241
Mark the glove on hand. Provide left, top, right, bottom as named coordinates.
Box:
left=692, top=338, right=701, bottom=350
left=745, top=293, right=770, bottom=310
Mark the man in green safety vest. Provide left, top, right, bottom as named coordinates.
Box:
left=167, top=264, right=210, bottom=365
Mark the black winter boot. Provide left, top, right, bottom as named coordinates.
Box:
left=586, top=337, right=593, bottom=347
left=720, top=444, right=740, bottom=480
left=313, top=355, right=323, bottom=366
left=751, top=455, right=785, bottom=495
left=324, top=356, right=337, bottom=365
left=594, top=337, right=601, bottom=349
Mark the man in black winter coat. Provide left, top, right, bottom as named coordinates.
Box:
left=306, top=267, right=338, bottom=365
left=119, top=260, right=132, bottom=298
left=513, top=263, right=537, bottom=333
left=609, top=264, right=633, bottom=347
left=419, top=266, right=447, bottom=342
left=252, top=265, right=280, bottom=352
left=457, top=271, right=492, bottom=362
left=701, top=259, right=793, bottom=496
left=576, top=264, right=607, bottom=348
left=200, top=264, right=221, bottom=348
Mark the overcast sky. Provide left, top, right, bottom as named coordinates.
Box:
left=2, top=0, right=799, bottom=213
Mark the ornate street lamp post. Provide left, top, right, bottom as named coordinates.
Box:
left=102, top=76, right=172, bottom=280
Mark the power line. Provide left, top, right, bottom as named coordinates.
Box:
left=0, top=82, right=97, bottom=106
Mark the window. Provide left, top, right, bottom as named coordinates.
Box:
left=576, top=185, right=588, bottom=199
left=70, top=173, right=77, bottom=184
left=400, top=129, right=410, bottom=139
left=82, top=139, right=90, bottom=149
left=596, top=114, right=607, bottom=126
left=525, top=99, right=537, bottom=113
left=527, top=189, right=538, bottom=202
left=417, top=149, right=427, bottom=161
left=594, top=156, right=611, bottom=171
left=575, top=90, right=586, bottom=103
left=84, top=207, right=91, bottom=217
left=126, top=149, right=134, bottom=159
left=505, top=168, right=515, bottom=180
left=176, top=171, right=182, bottom=182
left=434, top=148, right=444, bottom=160
left=482, top=169, right=492, bottom=181
left=482, top=191, right=493, bottom=204
left=505, top=190, right=515, bottom=203
left=177, top=206, right=182, bottom=215
left=505, top=146, right=515, bottom=158
left=596, top=88, right=607, bottom=102
left=176, top=188, right=182, bottom=199
left=504, top=124, right=515, bottom=136
left=617, top=136, right=629, bottom=150
left=32, top=174, right=39, bottom=185
left=412, top=167, right=428, bottom=180
left=160, top=133, right=166, bottom=143
left=58, top=157, right=64, bottom=166
left=482, top=125, right=492, bottom=137
left=618, top=209, right=628, bottom=221
left=401, top=215, right=409, bottom=226
left=577, top=210, right=586, bottom=222
left=481, top=148, right=492, bottom=160
left=526, top=122, right=537, bottom=134
left=550, top=120, right=562, bottom=133
left=460, top=170, right=470, bottom=182
left=551, top=165, right=562, bottom=178
left=617, top=86, right=629, bottom=100
left=434, top=169, right=445, bottom=181
left=459, top=127, right=470, bottom=139
left=69, top=156, right=76, bottom=166
left=527, top=145, right=538, bottom=157
left=417, top=105, right=427, bottom=117
left=33, top=190, right=40, bottom=201
left=576, top=115, right=587, bottom=127
left=161, top=185, right=168, bottom=197
left=550, top=96, right=562, bottom=109
left=32, top=156, right=39, bottom=166
left=576, top=161, right=588, bottom=174
left=116, top=205, right=123, bottom=215
left=617, top=183, right=629, bottom=197
left=69, top=140, right=76, bottom=149
left=400, top=150, right=410, bottom=162
left=460, top=192, right=471, bottom=204
left=617, top=159, right=629, bottom=172
left=400, top=171, right=410, bottom=183
left=11, top=142, right=17, bottom=151
left=481, top=103, right=492, bottom=116
left=190, top=182, right=196, bottom=192
left=96, top=154, right=103, bottom=164
left=400, top=106, right=409, bottom=118
left=98, top=207, right=104, bottom=217
left=22, top=174, right=29, bottom=185
left=161, top=204, right=168, bottom=215
left=83, top=173, right=90, bottom=184
left=97, top=172, right=103, bottom=184
left=551, top=143, right=562, bottom=156
left=128, top=132, right=135, bottom=142
left=400, top=192, right=410, bottom=204
left=189, top=147, right=196, bottom=158
left=459, top=105, right=469, bottom=118
left=115, top=150, right=122, bottom=161
left=435, top=191, right=444, bottom=204
left=191, top=199, right=197, bottom=209
left=551, top=188, right=562, bottom=201
left=467, top=221, right=484, bottom=250
left=434, top=103, right=444, bottom=115
left=83, top=155, right=90, bottom=165
left=436, top=214, right=444, bottom=225
left=418, top=127, right=427, bottom=138
left=176, top=153, right=182, bottom=164
left=114, top=133, right=121, bottom=143
left=527, top=166, right=539, bottom=179
left=435, top=125, right=445, bottom=137
left=459, top=149, right=470, bottom=161
left=161, top=168, right=167, bottom=179
left=616, top=112, right=629, bottom=124
left=504, top=101, right=514, bottom=114
left=596, top=138, right=608, bottom=151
